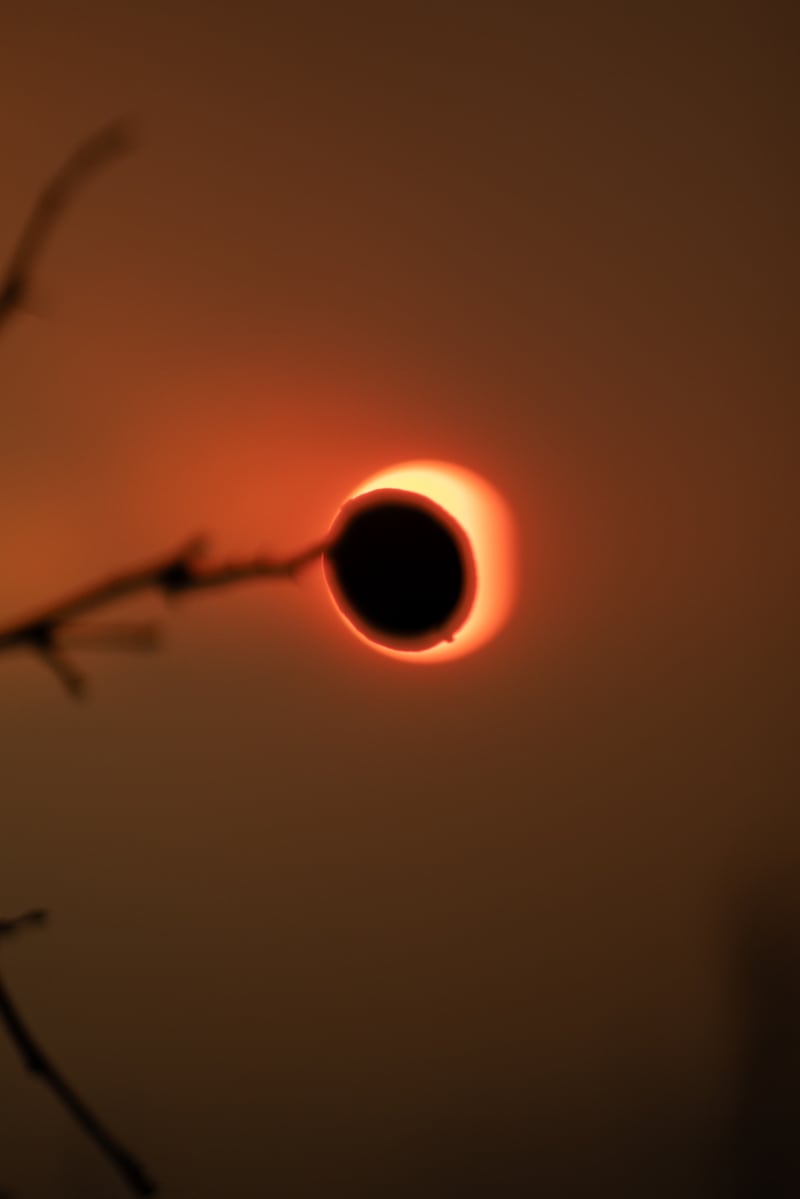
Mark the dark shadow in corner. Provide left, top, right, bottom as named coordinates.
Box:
left=725, top=885, right=800, bottom=1198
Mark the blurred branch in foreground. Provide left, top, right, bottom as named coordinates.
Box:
left=0, top=535, right=327, bottom=696
left=0, top=123, right=328, bottom=696
left=0, top=911, right=156, bottom=1195
left=0, top=119, right=133, bottom=335
left=728, top=887, right=800, bottom=1198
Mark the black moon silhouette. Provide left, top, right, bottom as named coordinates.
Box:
left=323, top=489, right=476, bottom=651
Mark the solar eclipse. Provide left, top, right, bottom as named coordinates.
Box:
left=323, top=461, right=516, bottom=662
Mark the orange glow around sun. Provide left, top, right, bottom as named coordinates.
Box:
left=325, top=460, right=517, bottom=662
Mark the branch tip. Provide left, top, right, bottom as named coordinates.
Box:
left=0, top=909, right=48, bottom=938
left=0, top=117, right=137, bottom=334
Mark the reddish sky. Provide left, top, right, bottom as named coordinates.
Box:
left=1, top=3, right=797, bottom=1196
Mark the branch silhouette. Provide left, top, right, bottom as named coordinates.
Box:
left=0, top=121, right=329, bottom=695
left=728, top=888, right=800, bottom=1197
left=0, top=123, right=327, bottom=1196
left=0, top=119, right=133, bottom=334
left=0, top=912, right=156, bottom=1195
left=0, top=535, right=327, bottom=696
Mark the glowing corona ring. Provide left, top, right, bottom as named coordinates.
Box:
left=323, top=461, right=517, bottom=662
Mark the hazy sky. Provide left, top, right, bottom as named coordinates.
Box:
left=1, top=3, right=797, bottom=1196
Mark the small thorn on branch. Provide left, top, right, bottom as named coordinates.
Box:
left=37, top=645, right=88, bottom=698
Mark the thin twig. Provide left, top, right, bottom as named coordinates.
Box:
left=0, top=911, right=156, bottom=1194
left=1, top=121, right=154, bottom=1196
left=0, top=909, right=47, bottom=938
left=0, top=123, right=327, bottom=1197
left=0, top=122, right=329, bottom=694
left=0, top=536, right=328, bottom=695
left=0, top=119, right=134, bottom=334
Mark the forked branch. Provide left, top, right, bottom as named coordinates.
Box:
left=0, top=123, right=328, bottom=695
left=0, top=535, right=328, bottom=696
left=1, top=122, right=329, bottom=1196
left=0, top=552, right=332, bottom=1184
left=1, top=119, right=159, bottom=1196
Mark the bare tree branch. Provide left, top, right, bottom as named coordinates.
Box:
left=0, top=121, right=157, bottom=1196
left=0, top=119, right=134, bottom=335
left=0, top=121, right=330, bottom=1197
left=0, top=122, right=330, bottom=694
left=0, top=536, right=328, bottom=696
left=0, top=912, right=156, bottom=1194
